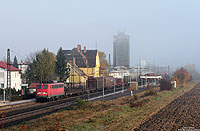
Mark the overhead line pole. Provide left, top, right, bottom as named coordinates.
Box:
left=114, top=78, right=115, bottom=95
left=72, top=50, right=74, bottom=89
left=7, top=49, right=11, bottom=101
left=103, top=74, right=104, bottom=98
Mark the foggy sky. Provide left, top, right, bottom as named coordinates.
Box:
left=0, top=0, right=200, bottom=70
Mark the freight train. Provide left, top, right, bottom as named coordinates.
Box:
left=35, top=76, right=130, bottom=102
left=86, top=76, right=130, bottom=90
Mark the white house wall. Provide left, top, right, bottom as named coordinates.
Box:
left=11, top=71, right=21, bottom=91
left=0, top=68, right=21, bottom=91
left=0, top=68, right=6, bottom=88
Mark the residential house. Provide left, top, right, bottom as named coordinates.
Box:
left=18, top=61, right=29, bottom=84
left=0, top=61, right=21, bottom=91
left=63, top=45, right=100, bottom=86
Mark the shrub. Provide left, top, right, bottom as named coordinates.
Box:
left=144, top=89, right=157, bottom=96
left=144, top=85, right=157, bottom=96
left=76, top=98, right=88, bottom=109
left=160, top=79, right=172, bottom=91
left=129, top=99, right=150, bottom=108
left=133, top=94, right=138, bottom=100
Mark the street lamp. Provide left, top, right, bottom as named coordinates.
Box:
left=122, top=73, right=124, bottom=93
left=114, top=78, right=115, bottom=95
left=102, top=75, right=104, bottom=98
left=1, top=84, right=5, bottom=102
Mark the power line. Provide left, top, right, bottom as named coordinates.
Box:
left=10, top=49, right=26, bottom=60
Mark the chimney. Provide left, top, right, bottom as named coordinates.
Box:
left=77, top=45, right=81, bottom=52
left=84, top=46, right=86, bottom=53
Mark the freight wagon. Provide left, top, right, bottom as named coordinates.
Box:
left=87, top=76, right=124, bottom=90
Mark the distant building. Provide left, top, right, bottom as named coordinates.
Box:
left=109, top=66, right=130, bottom=79
left=113, top=32, right=130, bottom=68
left=18, top=62, right=29, bottom=74
left=0, top=61, right=21, bottom=91
left=18, top=61, right=29, bottom=84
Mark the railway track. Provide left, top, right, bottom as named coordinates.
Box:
left=0, top=101, right=36, bottom=112
left=0, top=85, right=148, bottom=128
left=0, top=86, right=130, bottom=113
left=1, top=100, right=75, bottom=127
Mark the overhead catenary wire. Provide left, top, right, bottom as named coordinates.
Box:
left=10, top=49, right=27, bottom=60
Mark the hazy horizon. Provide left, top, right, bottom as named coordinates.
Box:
left=0, top=0, right=200, bottom=70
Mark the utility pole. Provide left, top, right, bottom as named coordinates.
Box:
left=122, top=75, right=124, bottom=93
left=136, top=65, right=138, bottom=82
left=103, top=75, right=104, bottom=98
left=71, top=50, right=74, bottom=89
left=7, top=49, right=11, bottom=101
left=3, top=87, right=5, bottom=102
left=139, top=59, right=141, bottom=76
left=168, top=65, right=170, bottom=75
left=114, top=78, right=115, bottom=95
left=108, top=54, right=111, bottom=73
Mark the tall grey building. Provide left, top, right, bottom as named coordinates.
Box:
left=113, top=32, right=130, bottom=68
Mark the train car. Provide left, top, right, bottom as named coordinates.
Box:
left=115, top=78, right=122, bottom=87
left=123, top=76, right=130, bottom=86
left=87, top=76, right=98, bottom=91
left=36, top=83, right=65, bottom=101
left=87, top=76, right=115, bottom=91
left=21, top=83, right=38, bottom=99
left=104, top=76, right=114, bottom=89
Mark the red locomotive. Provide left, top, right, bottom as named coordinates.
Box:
left=36, top=83, right=65, bottom=101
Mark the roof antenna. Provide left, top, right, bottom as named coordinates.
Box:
left=96, top=42, right=97, bottom=50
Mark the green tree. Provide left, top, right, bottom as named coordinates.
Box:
left=55, top=47, right=66, bottom=81
left=99, top=51, right=109, bottom=76
left=26, top=49, right=56, bottom=83
left=13, top=56, right=18, bottom=68
left=26, top=59, right=38, bottom=84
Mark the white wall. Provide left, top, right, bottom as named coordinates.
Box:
left=109, top=70, right=130, bottom=79
left=0, top=68, right=21, bottom=91
left=18, top=64, right=28, bottom=74
left=0, top=68, right=6, bottom=88
left=11, top=71, right=21, bottom=91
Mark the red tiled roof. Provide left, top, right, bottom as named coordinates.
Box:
left=0, top=61, right=20, bottom=71
left=29, top=83, right=40, bottom=89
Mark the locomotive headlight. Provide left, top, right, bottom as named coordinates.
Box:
left=37, top=92, right=42, bottom=94
left=43, top=92, right=47, bottom=94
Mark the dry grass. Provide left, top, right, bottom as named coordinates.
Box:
left=5, top=82, right=197, bottom=131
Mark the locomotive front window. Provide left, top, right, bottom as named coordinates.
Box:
left=52, top=85, right=56, bottom=89
left=37, top=85, right=41, bottom=89
left=43, top=85, right=48, bottom=89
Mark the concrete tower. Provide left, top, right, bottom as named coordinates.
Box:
left=113, top=32, right=130, bottom=68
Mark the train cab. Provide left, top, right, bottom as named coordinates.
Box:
left=36, top=83, right=64, bottom=102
